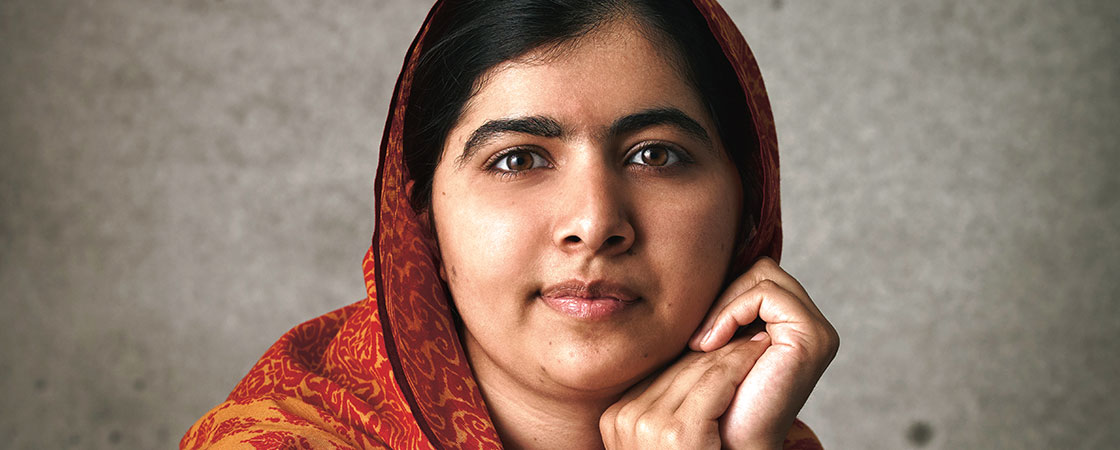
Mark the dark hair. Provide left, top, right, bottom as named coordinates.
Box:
left=404, top=0, right=759, bottom=220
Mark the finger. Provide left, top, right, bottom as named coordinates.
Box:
left=751, top=257, right=813, bottom=307
left=600, top=403, right=619, bottom=446
left=719, top=337, right=834, bottom=447
left=601, top=374, right=654, bottom=447
left=674, top=332, right=771, bottom=421
left=690, top=257, right=817, bottom=348
left=724, top=258, right=812, bottom=312
left=697, top=280, right=817, bottom=352
left=613, top=349, right=702, bottom=418
left=645, top=336, right=764, bottom=415
left=606, top=364, right=691, bottom=445
left=616, top=375, right=656, bottom=406
left=608, top=336, right=768, bottom=442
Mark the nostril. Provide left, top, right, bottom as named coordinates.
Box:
left=564, top=236, right=581, bottom=244
left=605, top=235, right=625, bottom=247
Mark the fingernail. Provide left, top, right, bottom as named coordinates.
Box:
left=750, top=331, right=769, bottom=341
left=700, top=327, right=713, bottom=346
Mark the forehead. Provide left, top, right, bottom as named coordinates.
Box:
left=451, top=20, right=708, bottom=138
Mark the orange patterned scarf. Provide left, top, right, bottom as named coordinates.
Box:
left=181, top=0, right=820, bottom=448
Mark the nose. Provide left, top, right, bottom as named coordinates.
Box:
left=552, top=169, right=635, bottom=257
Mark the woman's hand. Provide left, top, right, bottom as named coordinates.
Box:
left=599, top=257, right=838, bottom=449
left=691, top=257, right=839, bottom=448
left=599, top=331, right=773, bottom=449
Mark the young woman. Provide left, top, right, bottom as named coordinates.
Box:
left=183, top=1, right=838, bottom=448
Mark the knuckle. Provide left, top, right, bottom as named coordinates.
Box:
left=784, top=338, right=818, bottom=364
left=756, top=278, right=781, bottom=293
left=693, top=349, right=719, bottom=365
left=679, top=350, right=705, bottom=365
left=755, top=256, right=777, bottom=268
left=795, top=327, right=840, bottom=364
left=615, top=405, right=636, bottom=426
left=598, top=413, right=616, bottom=441
left=807, top=321, right=840, bottom=356
left=823, top=325, right=841, bottom=358
left=698, top=361, right=736, bottom=386
left=660, top=422, right=686, bottom=446
left=633, top=413, right=661, bottom=437
left=704, top=346, right=739, bottom=365
left=708, top=360, right=732, bottom=376
left=615, top=403, right=646, bottom=431
left=600, top=404, right=620, bottom=423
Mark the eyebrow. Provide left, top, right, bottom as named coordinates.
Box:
left=455, top=107, right=711, bottom=169
left=606, top=107, right=711, bottom=147
left=456, top=116, right=563, bottom=168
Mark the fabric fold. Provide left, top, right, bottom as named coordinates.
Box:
left=181, top=1, right=821, bottom=448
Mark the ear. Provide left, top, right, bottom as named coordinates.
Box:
left=416, top=208, right=449, bottom=283
left=742, top=214, right=758, bottom=244
left=729, top=214, right=758, bottom=278
left=437, top=260, right=449, bottom=283
left=405, top=179, right=418, bottom=204
left=407, top=179, right=448, bottom=283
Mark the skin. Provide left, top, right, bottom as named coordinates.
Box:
left=429, top=20, right=838, bottom=450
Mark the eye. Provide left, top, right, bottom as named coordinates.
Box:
left=627, top=144, right=683, bottom=167
left=492, top=149, right=549, bottom=172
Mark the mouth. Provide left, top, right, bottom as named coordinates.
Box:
left=538, top=279, right=640, bottom=321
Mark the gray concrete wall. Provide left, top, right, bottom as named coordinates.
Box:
left=1, top=1, right=1116, bottom=448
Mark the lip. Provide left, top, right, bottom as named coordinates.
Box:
left=539, top=279, right=640, bottom=321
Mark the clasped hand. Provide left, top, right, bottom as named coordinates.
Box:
left=599, top=257, right=839, bottom=449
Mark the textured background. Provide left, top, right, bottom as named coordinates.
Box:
left=1, top=0, right=1117, bottom=448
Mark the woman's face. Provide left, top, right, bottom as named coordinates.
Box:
left=430, top=21, right=742, bottom=399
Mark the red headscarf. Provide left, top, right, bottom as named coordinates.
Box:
left=182, top=1, right=819, bottom=448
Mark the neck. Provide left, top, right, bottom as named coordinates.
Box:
left=464, top=336, right=621, bottom=450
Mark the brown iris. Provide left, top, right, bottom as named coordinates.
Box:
left=639, top=147, right=669, bottom=166
left=505, top=151, right=534, bottom=171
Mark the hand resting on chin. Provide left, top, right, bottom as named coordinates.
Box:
left=600, top=257, right=839, bottom=449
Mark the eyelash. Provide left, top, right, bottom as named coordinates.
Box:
left=624, top=141, right=694, bottom=171
left=482, top=142, right=693, bottom=179
left=483, top=147, right=552, bottom=180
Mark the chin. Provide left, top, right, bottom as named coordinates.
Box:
left=538, top=334, right=678, bottom=397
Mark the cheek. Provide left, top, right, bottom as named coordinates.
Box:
left=649, top=176, right=739, bottom=255
left=433, top=188, right=546, bottom=298
left=638, top=174, right=741, bottom=310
